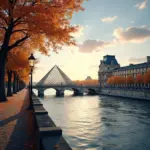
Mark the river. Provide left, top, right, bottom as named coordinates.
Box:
left=34, top=90, right=150, bottom=150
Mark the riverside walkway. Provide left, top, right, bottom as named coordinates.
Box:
left=0, top=89, right=38, bottom=150
left=0, top=89, right=72, bottom=150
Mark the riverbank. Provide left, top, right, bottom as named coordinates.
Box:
left=100, top=88, right=150, bottom=100
left=32, top=93, right=72, bottom=150
left=0, top=89, right=72, bottom=150
left=0, top=89, right=38, bottom=150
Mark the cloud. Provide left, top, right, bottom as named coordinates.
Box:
left=135, top=0, right=147, bottom=10
left=77, top=40, right=114, bottom=53
left=129, top=57, right=146, bottom=64
left=71, top=25, right=150, bottom=54
left=101, top=16, right=118, bottom=23
left=113, top=26, right=150, bottom=43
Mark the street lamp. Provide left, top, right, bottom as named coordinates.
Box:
left=28, top=53, right=36, bottom=109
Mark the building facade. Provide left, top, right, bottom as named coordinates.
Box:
left=98, top=55, right=150, bottom=87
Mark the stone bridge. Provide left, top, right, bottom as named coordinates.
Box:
left=33, top=65, right=100, bottom=97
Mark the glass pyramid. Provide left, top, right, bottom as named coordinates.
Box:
left=36, top=65, right=75, bottom=86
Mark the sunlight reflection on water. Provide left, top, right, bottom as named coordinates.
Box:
left=33, top=89, right=150, bottom=150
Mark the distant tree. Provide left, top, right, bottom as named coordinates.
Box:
left=144, top=70, right=150, bottom=86
left=126, top=75, right=134, bottom=87
left=107, top=76, right=124, bottom=87
left=136, top=74, right=143, bottom=83
left=135, top=74, right=143, bottom=88
left=107, top=77, right=113, bottom=85
left=74, top=79, right=99, bottom=86
left=6, top=50, right=30, bottom=96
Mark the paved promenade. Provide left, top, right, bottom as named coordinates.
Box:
left=0, top=89, right=38, bottom=150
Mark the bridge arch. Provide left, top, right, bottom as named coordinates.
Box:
left=87, top=88, right=97, bottom=95
left=64, top=90, right=74, bottom=96
left=44, top=88, right=56, bottom=96
left=72, top=88, right=84, bottom=96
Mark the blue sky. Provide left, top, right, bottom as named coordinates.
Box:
left=34, top=0, right=150, bottom=82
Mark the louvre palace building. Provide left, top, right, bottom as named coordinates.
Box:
left=98, top=55, right=150, bottom=87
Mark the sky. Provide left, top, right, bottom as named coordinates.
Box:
left=33, top=0, right=150, bottom=82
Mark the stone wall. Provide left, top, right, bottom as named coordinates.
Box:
left=32, top=93, right=72, bottom=150
left=100, top=88, right=150, bottom=100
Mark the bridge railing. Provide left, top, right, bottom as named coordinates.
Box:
left=33, top=84, right=100, bottom=89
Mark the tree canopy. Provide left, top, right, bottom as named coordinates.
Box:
left=0, top=0, right=84, bottom=54
left=0, top=0, right=85, bottom=101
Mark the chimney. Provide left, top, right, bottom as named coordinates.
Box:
left=147, top=56, right=150, bottom=63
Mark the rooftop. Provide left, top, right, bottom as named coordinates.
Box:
left=114, top=62, right=150, bottom=71
left=102, top=55, right=119, bottom=66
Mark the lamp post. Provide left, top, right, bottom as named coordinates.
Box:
left=28, top=53, right=36, bottom=110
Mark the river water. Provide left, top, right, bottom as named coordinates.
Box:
left=34, top=90, right=150, bottom=150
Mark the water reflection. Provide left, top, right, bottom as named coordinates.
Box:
left=39, top=92, right=150, bottom=150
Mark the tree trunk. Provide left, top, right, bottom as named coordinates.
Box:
left=0, top=50, right=7, bottom=102
left=16, top=75, right=19, bottom=92
left=7, top=70, right=13, bottom=97
left=13, top=72, right=17, bottom=94
left=18, top=80, right=20, bottom=91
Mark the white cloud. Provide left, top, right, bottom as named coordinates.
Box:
left=129, top=57, right=146, bottom=64
left=77, top=40, right=115, bottom=53
left=113, top=26, right=150, bottom=43
left=135, top=0, right=147, bottom=10
left=101, top=16, right=118, bottom=23
left=71, top=25, right=150, bottom=54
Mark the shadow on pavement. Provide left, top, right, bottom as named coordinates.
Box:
left=5, top=90, right=39, bottom=150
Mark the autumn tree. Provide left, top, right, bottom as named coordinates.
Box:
left=135, top=74, right=143, bottom=88
left=126, top=75, right=134, bottom=87
left=144, top=70, right=150, bottom=86
left=107, top=76, right=114, bottom=86
left=0, top=0, right=85, bottom=101
left=74, top=79, right=98, bottom=86
left=6, top=50, right=29, bottom=96
left=107, top=76, right=125, bottom=87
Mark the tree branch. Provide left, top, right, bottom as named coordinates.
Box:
left=14, top=17, right=23, bottom=24
left=8, top=34, right=29, bottom=51
left=12, top=29, right=28, bottom=34
left=14, top=21, right=26, bottom=27
left=0, top=14, right=8, bottom=25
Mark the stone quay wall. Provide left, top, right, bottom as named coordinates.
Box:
left=32, top=93, right=72, bottom=150
left=100, top=88, right=150, bottom=100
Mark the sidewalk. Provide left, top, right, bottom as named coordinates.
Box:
left=0, top=89, right=38, bottom=150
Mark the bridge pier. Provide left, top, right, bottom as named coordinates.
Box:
left=38, top=89, right=45, bottom=98
left=56, top=90, right=64, bottom=97
left=73, top=89, right=83, bottom=96
left=87, top=89, right=97, bottom=95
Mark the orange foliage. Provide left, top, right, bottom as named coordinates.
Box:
left=126, top=76, right=134, bottom=84
left=0, top=0, right=85, bottom=86
left=107, top=77, right=113, bottom=85
left=74, top=80, right=99, bottom=86
left=144, top=70, right=150, bottom=84
left=6, top=49, right=31, bottom=84
left=0, top=0, right=85, bottom=54
left=107, top=76, right=125, bottom=85
left=135, top=74, right=143, bottom=84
